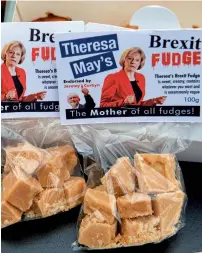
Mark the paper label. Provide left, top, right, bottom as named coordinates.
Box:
left=1, top=21, right=84, bottom=118
left=55, top=29, right=202, bottom=125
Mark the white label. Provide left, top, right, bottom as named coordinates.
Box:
left=55, top=30, right=202, bottom=125
left=1, top=21, right=84, bottom=118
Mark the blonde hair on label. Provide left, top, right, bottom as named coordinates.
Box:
left=119, top=47, right=146, bottom=70
left=1, top=41, right=26, bottom=64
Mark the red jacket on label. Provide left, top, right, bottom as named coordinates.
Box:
left=100, top=69, right=145, bottom=107
left=1, top=63, right=26, bottom=101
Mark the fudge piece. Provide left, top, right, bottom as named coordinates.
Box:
left=3, top=172, right=43, bottom=212
left=79, top=214, right=117, bottom=248
left=36, top=145, right=75, bottom=187
left=117, top=193, right=152, bottom=218
left=1, top=193, right=23, bottom=228
left=36, top=164, right=69, bottom=188
left=47, top=145, right=77, bottom=174
left=63, top=176, right=86, bottom=209
left=4, top=143, right=44, bottom=175
left=24, top=202, right=41, bottom=218
left=84, top=188, right=116, bottom=224
left=101, top=157, right=135, bottom=197
left=134, top=154, right=179, bottom=193
left=121, top=216, right=161, bottom=245
left=152, top=191, right=185, bottom=236
left=94, top=185, right=106, bottom=192
left=34, top=188, right=66, bottom=217
left=64, top=169, right=71, bottom=182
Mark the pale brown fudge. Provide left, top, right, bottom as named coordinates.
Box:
left=94, top=185, right=106, bottom=192
left=1, top=193, right=23, bottom=228
left=152, top=190, right=185, bottom=236
left=121, top=216, right=161, bottom=245
left=117, top=193, right=152, bottom=218
left=36, top=145, right=76, bottom=187
left=4, top=143, right=44, bottom=175
left=79, top=214, right=117, bottom=248
left=84, top=188, right=117, bottom=224
left=134, top=154, right=179, bottom=193
left=34, top=188, right=66, bottom=217
left=101, top=157, right=135, bottom=197
left=24, top=201, right=41, bottom=218
left=3, top=172, right=43, bottom=212
left=63, top=176, right=86, bottom=209
left=47, top=145, right=77, bottom=174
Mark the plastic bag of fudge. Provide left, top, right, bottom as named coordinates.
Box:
left=68, top=125, right=97, bottom=175
left=70, top=123, right=191, bottom=250
left=1, top=119, right=86, bottom=228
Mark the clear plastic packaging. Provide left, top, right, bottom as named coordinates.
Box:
left=1, top=119, right=86, bottom=228
left=70, top=123, right=191, bottom=250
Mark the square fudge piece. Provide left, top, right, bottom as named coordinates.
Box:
left=4, top=143, right=44, bottom=175
left=1, top=193, right=23, bottom=228
left=121, top=216, right=160, bottom=245
left=152, top=190, right=185, bottom=236
left=34, top=188, right=66, bottom=217
left=134, top=154, right=179, bottom=193
left=117, top=193, right=152, bottom=218
left=36, top=145, right=76, bottom=187
left=79, top=214, right=117, bottom=248
left=63, top=176, right=86, bottom=209
left=46, top=144, right=77, bottom=175
left=3, top=172, right=43, bottom=212
left=101, top=157, right=135, bottom=197
left=84, top=188, right=117, bottom=224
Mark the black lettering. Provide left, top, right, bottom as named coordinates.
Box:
left=162, top=39, right=170, bottom=48
left=180, top=40, right=188, bottom=49
left=42, top=33, right=50, bottom=42
left=50, top=34, right=55, bottom=43
left=195, top=38, right=202, bottom=50
left=171, top=40, right=179, bottom=48
left=149, top=35, right=161, bottom=48
left=29, top=28, right=40, bottom=42
left=190, top=36, right=195, bottom=49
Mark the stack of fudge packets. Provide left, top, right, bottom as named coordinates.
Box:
left=1, top=124, right=187, bottom=250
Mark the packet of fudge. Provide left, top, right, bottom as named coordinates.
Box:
left=71, top=123, right=190, bottom=250
left=1, top=119, right=86, bottom=228
left=68, top=125, right=98, bottom=174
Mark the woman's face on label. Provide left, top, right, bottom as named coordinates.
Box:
left=6, top=46, right=22, bottom=67
left=124, top=52, right=141, bottom=72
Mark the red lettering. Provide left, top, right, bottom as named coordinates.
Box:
left=193, top=51, right=201, bottom=65
left=172, top=53, right=181, bottom=66
left=162, top=52, right=170, bottom=66
left=31, top=47, right=56, bottom=62
left=41, top=47, right=50, bottom=61
left=151, top=51, right=201, bottom=67
left=152, top=54, right=160, bottom=67
left=51, top=47, right=56, bottom=61
left=32, top=48, right=39, bottom=62
left=183, top=51, right=191, bottom=65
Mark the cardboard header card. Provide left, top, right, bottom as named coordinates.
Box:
left=1, top=21, right=84, bottom=118
left=55, top=29, right=202, bottom=125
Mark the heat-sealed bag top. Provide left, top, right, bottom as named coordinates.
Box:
left=70, top=123, right=191, bottom=249
left=1, top=119, right=86, bottom=228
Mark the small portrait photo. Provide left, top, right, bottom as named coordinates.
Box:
left=67, top=88, right=96, bottom=109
